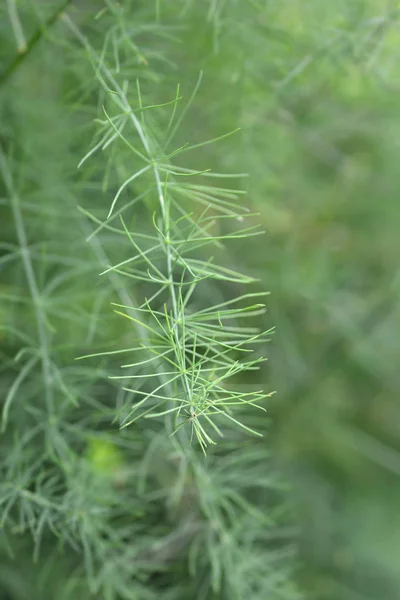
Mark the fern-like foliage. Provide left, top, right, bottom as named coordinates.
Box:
left=0, top=3, right=299, bottom=600
left=68, top=14, right=273, bottom=453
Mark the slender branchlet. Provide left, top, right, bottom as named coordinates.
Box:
left=68, top=11, right=272, bottom=453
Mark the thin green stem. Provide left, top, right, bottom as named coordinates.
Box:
left=6, top=0, right=26, bottom=54
left=0, top=147, right=54, bottom=417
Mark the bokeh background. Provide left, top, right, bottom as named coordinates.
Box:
left=1, top=1, right=400, bottom=599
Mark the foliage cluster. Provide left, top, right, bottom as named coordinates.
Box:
left=2, top=1, right=400, bottom=600
left=0, top=2, right=296, bottom=600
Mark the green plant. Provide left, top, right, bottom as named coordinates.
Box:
left=72, top=24, right=272, bottom=452
left=0, top=2, right=298, bottom=600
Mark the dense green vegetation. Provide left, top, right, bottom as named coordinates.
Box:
left=1, top=1, right=400, bottom=599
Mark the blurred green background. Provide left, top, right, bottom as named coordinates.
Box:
left=1, top=1, right=400, bottom=599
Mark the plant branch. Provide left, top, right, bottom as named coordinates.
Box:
left=0, top=146, right=54, bottom=420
